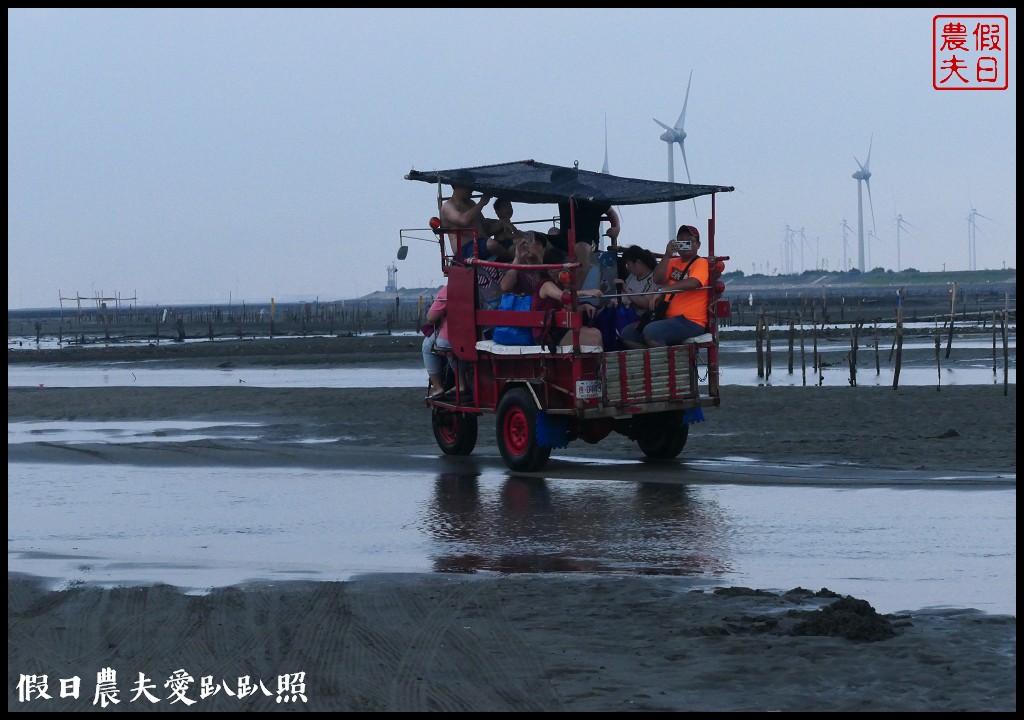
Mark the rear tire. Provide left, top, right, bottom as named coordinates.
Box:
left=496, top=387, right=551, bottom=472
left=634, top=411, right=689, bottom=459
left=432, top=409, right=478, bottom=455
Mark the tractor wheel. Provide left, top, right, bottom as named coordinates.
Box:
left=432, top=409, right=478, bottom=456
left=634, top=411, right=689, bottom=459
left=495, top=387, right=551, bottom=472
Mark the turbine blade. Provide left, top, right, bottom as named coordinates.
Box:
left=679, top=142, right=694, bottom=185
left=674, top=69, right=693, bottom=130
left=653, top=118, right=673, bottom=133
left=679, top=141, right=698, bottom=219
left=866, top=179, right=877, bottom=232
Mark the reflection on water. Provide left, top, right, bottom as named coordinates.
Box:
left=423, top=472, right=731, bottom=577
left=5, top=463, right=1015, bottom=615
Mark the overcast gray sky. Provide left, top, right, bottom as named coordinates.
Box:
left=8, top=8, right=1017, bottom=309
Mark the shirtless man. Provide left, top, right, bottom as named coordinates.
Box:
left=440, top=184, right=494, bottom=261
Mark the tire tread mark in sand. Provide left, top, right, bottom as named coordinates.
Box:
left=344, top=579, right=433, bottom=710
left=380, top=577, right=568, bottom=712
left=452, top=578, right=566, bottom=711
left=8, top=584, right=198, bottom=706
left=384, top=579, right=483, bottom=712
left=172, top=585, right=272, bottom=704
left=278, top=583, right=355, bottom=706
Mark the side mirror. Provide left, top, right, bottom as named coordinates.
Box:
left=397, top=244, right=408, bottom=260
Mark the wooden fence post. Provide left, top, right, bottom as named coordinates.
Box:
left=756, top=309, right=765, bottom=379
left=945, top=281, right=957, bottom=359
left=893, top=302, right=904, bottom=389
left=799, top=313, right=806, bottom=386
left=787, top=318, right=795, bottom=375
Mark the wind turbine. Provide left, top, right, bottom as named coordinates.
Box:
left=851, top=136, right=876, bottom=272
left=600, top=114, right=622, bottom=245
left=654, top=69, right=697, bottom=240
left=967, top=205, right=992, bottom=271
left=893, top=212, right=916, bottom=272
left=782, top=224, right=797, bottom=274
left=797, top=227, right=808, bottom=273
left=840, top=219, right=855, bottom=270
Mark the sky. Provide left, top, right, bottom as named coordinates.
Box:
left=7, top=8, right=1017, bottom=309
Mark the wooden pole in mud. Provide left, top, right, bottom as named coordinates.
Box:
left=810, top=306, right=818, bottom=372
left=787, top=318, right=795, bottom=375
left=934, top=336, right=942, bottom=391
left=848, top=319, right=862, bottom=387
left=873, top=324, right=880, bottom=376
left=765, top=314, right=773, bottom=381
left=893, top=302, right=904, bottom=389
left=1001, top=310, right=1009, bottom=396
left=756, top=309, right=765, bottom=379
left=945, top=281, right=957, bottom=359
left=991, top=310, right=998, bottom=376
left=799, top=314, right=807, bottom=386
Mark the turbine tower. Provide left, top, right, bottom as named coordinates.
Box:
left=654, top=69, right=697, bottom=240
left=851, top=136, right=876, bottom=272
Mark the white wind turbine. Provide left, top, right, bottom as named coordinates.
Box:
left=600, top=114, right=622, bottom=245
left=967, top=205, right=992, bottom=271
left=840, top=219, right=855, bottom=270
left=893, top=212, right=916, bottom=272
left=797, top=227, right=809, bottom=273
left=654, top=69, right=697, bottom=240
left=851, top=136, right=876, bottom=272
left=782, top=224, right=797, bottom=274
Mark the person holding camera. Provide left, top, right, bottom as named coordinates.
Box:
left=620, top=224, right=710, bottom=348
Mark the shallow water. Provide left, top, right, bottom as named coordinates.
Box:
left=7, top=331, right=1016, bottom=616
left=6, top=463, right=1015, bottom=616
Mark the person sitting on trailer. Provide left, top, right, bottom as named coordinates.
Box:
left=440, top=183, right=504, bottom=261
left=486, top=197, right=519, bottom=262
left=422, top=283, right=470, bottom=400
left=616, top=244, right=661, bottom=311
left=549, top=200, right=620, bottom=287
left=620, top=224, right=710, bottom=348
left=499, top=231, right=548, bottom=296
left=532, top=247, right=605, bottom=348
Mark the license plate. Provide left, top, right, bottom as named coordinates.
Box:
left=576, top=380, right=602, bottom=399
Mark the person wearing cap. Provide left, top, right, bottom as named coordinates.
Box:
left=620, top=224, right=709, bottom=348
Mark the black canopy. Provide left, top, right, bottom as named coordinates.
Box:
left=406, top=160, right=733, bottom=206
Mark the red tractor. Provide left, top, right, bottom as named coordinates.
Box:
left=405, top=160, right=733, bottom=472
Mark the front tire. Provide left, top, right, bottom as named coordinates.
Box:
left=432, top=409, right=478, bottom=455
left=634, top=411, right=689, bottom=459
left=496, top=387, right=551, bottom=472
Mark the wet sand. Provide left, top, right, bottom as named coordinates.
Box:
left=7, top=337, right=1017, bottom=711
